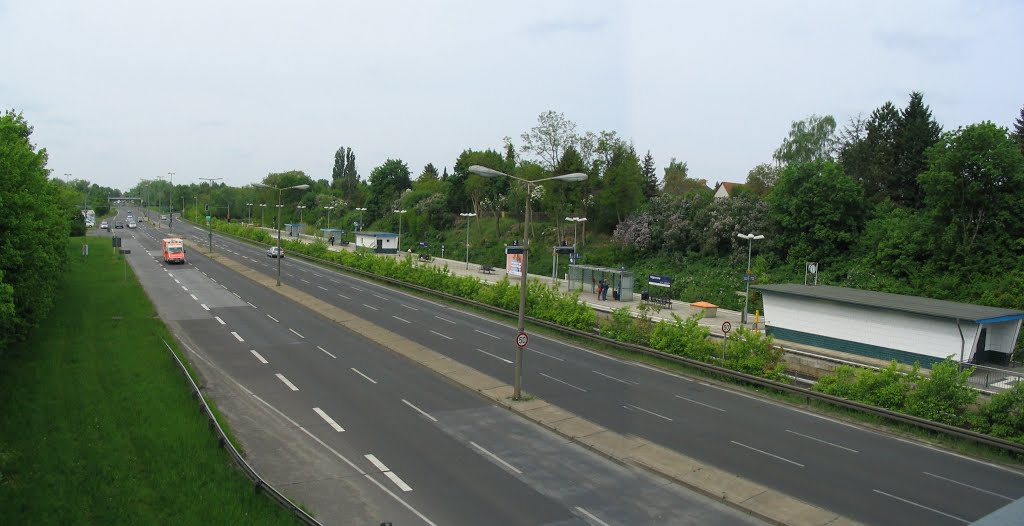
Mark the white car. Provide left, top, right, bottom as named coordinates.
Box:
left=266, top=246, right=284, bottom=258
left=127, top=221, right=137, bottom=229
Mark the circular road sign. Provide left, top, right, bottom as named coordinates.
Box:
left=516, top=332, right=529, bottom=348
left=721, top=321, right=732, bottom=334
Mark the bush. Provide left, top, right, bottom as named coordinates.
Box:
left=722, top=328, right=786, bottom=381
left=904, top=358, right=978, bottom=427
left=600, top=307, right=651, bottom=346
left=976, top=383, right=1024, bottom=443
left=649, top=313, right=713, bottom=361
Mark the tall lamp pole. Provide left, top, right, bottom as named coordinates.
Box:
left=737, top=233, right=765, bottom=325
left=194, top=196, right=199, bottom=223
left=324, top=205, right=335, bottom=232
left=246, top=203, right=253, bottom=225
left=253, top=183, right=310, bottom=286
left=469, top=165, right=586, bottom=400
left=260, top=203, right=267, bottom=227
left=393, top=209, right=407, bottom=254
left=199, top=177, right=222, bottom=252
left=296, top=205, right=306, bottom=235
left=167, top=171, right=175, bottom=229
left=460, top=212, right=476, bottom=269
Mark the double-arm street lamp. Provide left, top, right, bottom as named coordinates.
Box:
left=198, top=177, right=223, bottom=252
left=460, top=212, right=476, bottom=269
left=324, top=205, right=335, bottom=231
left=565, top=216, right=587, bottom=247
left=737, top=232, right=765, bottom=325
left=259, top=203, right=267, bottom=227
left=468, top=165, right=587, bottom=400
left=393, top=209, right=407, bottom=253
left=167, top=171, right=175, bottom=229
left=246, top=203, right=254, bottom=225
left=253, top=183, right=310, bottom=286
left=296, top=205, right=306, bottom=233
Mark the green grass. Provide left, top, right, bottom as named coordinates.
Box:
left=0, top=237, right=300, bottom=525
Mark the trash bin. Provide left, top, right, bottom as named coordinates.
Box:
left=640, top=290, right=650, bottom=301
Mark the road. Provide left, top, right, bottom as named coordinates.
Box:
left=110, top=209, right=764, bottom=525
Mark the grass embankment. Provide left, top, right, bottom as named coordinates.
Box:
left=0, top=238, right=299, bottom=525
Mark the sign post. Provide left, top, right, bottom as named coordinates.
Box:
left=516, top=332, right=528, bottom=349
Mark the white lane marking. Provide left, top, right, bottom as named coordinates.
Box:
left=174, top=279, right=180, bottom=284
left=210, top=277, right=217, bottom=282
left=231, top=331, right=244, bottom=342
left=475, top=348, right=512, bottom=364
left=474, top=329, right=500, bottom=339
left=429, top=330, right=453, bottom=340
left=373, top=293, right=388, bottom=300
left=676, top=395, right=727, bottom=413
left=338, top=293, right=351, bottom=300
left=362, top=304, right=379, bottom=311
left=530, top=348, right=564, bottom=362
left=470, top=441, right=522, bottom=474
left=434, top=315, right=455, bottom=324
left=316, top=345, right=337, bottom=359
left=364, top=454, right=412, bottom=492
left=232, top=292, right=241, bottom=298
left=318, top=285, right=329, bottom=291
left=785, top=429, right=858, bottom=453
left=329, top=279, right=340, bottom=284
left=401, top=399, right=438, bottom=422
left=922, top=472, right=1013, bottom=501
left=540, top=372, right=587, bottom=392
left=300, top=279, right=310, bottom=283
left=731, top=441, right=804, bottom=467
left=351, top=368, right=377, bottom=384
left=247, top=301, right=257, bottom=309
left=401, top=304, right=419, bottom=311
left=575, top=507, right=612, bottom=526
left=181, top=286, right=188, bottom=291
left=214, top=316, right=226, bottom=325
left=189, top=294, right=198, bottom=301
left=872, top=489, right=968, bottom=524
left=392, top=316, right=410, bottom=324
left=201, top=304, right=210, bottom=311
left=221, top=284, right=228, bottom=289
left=250, top=350, right=268, bottom=364
left=267, top=314, right=279, bottom=323
left=167, top=272, right=174, bottom=277
left=289, top=328, right=305, bottom=339
left=592, top=369, right=639, bottom=386
left=313, top=407, right=345, bottom=432
left=623, top=402, right=673, bottom=421
left=351, top=286, right=364, bottom=291
left=275, top=373, right=299, bottom=391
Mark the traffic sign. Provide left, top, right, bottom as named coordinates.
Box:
left=721, top=321, right=732, bottom=334
left=516, top=332, right=529, bottom=348
left=743, top=274, right=756, bottom=282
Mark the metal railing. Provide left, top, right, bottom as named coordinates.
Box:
left=161, top=338, right=322, bottom=526
left=186, top=219, right=1024, bottom=457
left=966, top=363, right=1024, bottom=392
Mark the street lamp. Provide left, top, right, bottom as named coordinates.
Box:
left=199, top=177, right=222, bottom=252
left=64, top=172, right=72, bottom=185
left=296, top=205, right=306, bottom=234
left=246, top=203, right=253, bottom=225
left=460, top=212, right=476, bottom=269
left=565, top=216, right=587, bottom=247
left=737, top=232, right=765, bottom=325
left=324, top=205, right=335, bottom=231
left=393, top=209, right=407, bottom=253
left=259, top=203, right=267, bottom=227
left=468, top=165, right=586, bottom=400
left=167, top=171, right=175, bottom=229
left=194, top=196, right=199, bottom=223
left=253, top=183, right=310, bottom=286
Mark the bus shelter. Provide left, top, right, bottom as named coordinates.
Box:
left=320, top=228, right=346, bottom=245
left=285, top=223, right=304, bottom=237
left=568, top=265, right=635, bottom=301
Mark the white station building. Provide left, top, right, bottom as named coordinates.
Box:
left=354, top=231, right=399, bottom=254
left=753, top=284, right=1024, bottom=368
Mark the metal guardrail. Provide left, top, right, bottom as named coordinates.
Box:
left=160, top=338, right=322, bottom=526
left=189, top=220, right=1024, bottom=457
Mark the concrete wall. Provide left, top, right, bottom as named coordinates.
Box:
left=355, top=234, right=397, bottom=252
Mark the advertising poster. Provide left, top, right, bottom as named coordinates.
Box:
left=506, top=252, right=523, bottom=276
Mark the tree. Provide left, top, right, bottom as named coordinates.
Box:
left=744, top=163, right=780, bottom=196
left=767, top=161, right=865, bottom=263
left=331, top=147, right=359, bottom=201
left=662, top=158, right=708, bottom=196
left=453, top=149, right=508, bottom=237
left=841, top=102, right=901, bottom=204
left=520, top=110, right=578, bottom=170
left=892, top=92, right=941, bottom=207
left=641, top=150, right=658, bottom=198
left=596, top=144, right=644, bottom=230
left=1011, top=105, right=1024, bottom=155
left=918, top=122, right=1024, bottom=265
left=418, top=163, right=439, bottom=181
left=365, top=159, right=412, bottom=224
left=772, top=114, right=838, bottom=166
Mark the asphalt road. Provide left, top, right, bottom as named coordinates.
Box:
left=121, top=211, right=1024, bottom=525
left=110, top=209, right=764, bottom=525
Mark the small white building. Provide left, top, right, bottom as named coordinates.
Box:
left=355, top=231, right=398, bottom=253
left=754, top=284, right=1024, bottom=368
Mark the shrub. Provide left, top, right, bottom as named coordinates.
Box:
left=722, top=328, right=786, bottom=381
left=649, top=313, right=713, bottom=361
left=600, top=307, right=651, bottom=346
left=904, top=358, right=978, bottom=427
left=976, top=383, right=1024, bottom=443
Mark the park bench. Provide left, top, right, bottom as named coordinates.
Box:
left=480, top=265, right=495, bottom=274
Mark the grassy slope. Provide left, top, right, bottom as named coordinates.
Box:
left=0, top=237, right=297, bottom=525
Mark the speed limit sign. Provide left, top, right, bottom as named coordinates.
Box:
left=721, top=321, right=732, bottom=334
left=516, top=332, right=529, bottom=348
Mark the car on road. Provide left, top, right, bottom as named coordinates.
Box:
left=160, top=214, right=168, bottom=220
left=266, top=246, right=284, bottom=258
left=114, top=221, right=124, bottom=229
left=127, top=221, right=137, bottom=229
left=100, top=220, right=109, bottom=229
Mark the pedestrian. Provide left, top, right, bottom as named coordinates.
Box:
left=329, top=235, right=335, bottom=246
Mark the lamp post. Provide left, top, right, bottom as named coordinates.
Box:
left=253, top=183, right=310, bottom=286
left=393, top=209, right=407, bottom=253
left=199, top=177, right=222, bottom=252
left=195, top=196, right=199, bottom=223
left=460, top=212, right=476, bottom=269
left=737, top=232, right=765, bottom=325
left=167, top=171, right=175, bottom=228
left=324, top=205, right=335, bottom=232
left=260, top=203, right=267, bottom=227
left=468, top=165, right=586, bottom=400
left=296, top=205, right=306, bottom=235
left=246, top=203, right=253, bottom=225
left=565, top=216, right=587, bottom=247
left=64, top=172, right=72, bottom=185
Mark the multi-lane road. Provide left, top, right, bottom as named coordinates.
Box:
left=110, top=209, right=1024, bottom=525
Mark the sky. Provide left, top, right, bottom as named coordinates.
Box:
left=2, top=0, right=1022, bottom=193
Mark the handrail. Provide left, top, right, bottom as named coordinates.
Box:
left=160, top=338, right=322, bottom=525
left=184, top=220, right=1024, bottom=457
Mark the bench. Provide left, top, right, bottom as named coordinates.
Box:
left=647, top=295, right=672, bottom=307
left=479, top=265, right=495, bottom=274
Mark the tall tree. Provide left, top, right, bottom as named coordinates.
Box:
left=773, top=114, right=838, bottom=166
left=841, top=102, right=901, bottom=203
left=918, top=122, right=1024, bottom=266
left=418, top=163, right=439, bottom=181
left=641, top=150, right=658, bottom=198
left=520, top=110, right=578, bottom=170
left=662, top=158, right=708, bottom=196
left=331, top=147, right=348, bottom=190
left=596, top=144, right=645, bottom=230
left=1011, top=105, right=1024, bottom=155
left=365, top=159, right=412, bottom=224
left=744, top=163, right=780, bottom=196
left=892, top=92, right=941, bottom=207
left=453, top=149, right=508, bottom=237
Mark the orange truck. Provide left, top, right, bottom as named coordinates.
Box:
left=162, top=238, right=186, bottom=264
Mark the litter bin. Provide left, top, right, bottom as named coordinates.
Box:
left=640, top=290, right=650, bottom=301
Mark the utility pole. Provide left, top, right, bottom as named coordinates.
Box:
left=199, top=177, right=222, bottom=253
left=168, top=171, right=175, bottom=229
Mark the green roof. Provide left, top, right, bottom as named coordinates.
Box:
left=752, top=284, right=1024, bottom=324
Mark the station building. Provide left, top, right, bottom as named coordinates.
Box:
left=354, top=231, right=398, bottom=254
left=753, top=284, right=1024, bottom=368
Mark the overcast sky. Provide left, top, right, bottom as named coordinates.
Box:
left=2, top=0, right=1021, bottom=192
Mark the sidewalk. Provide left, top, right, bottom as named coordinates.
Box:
left=258, top=226, right=747, bottom=337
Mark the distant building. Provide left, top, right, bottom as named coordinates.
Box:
left=714, top=182, right=742, bottom=198
left=355, top=231, right=398, bottom=253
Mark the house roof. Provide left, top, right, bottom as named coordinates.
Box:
left=717, top=182, right=740, bottom=194
left=355, top=231, right=398, bottom=237
left=752, top=284, right=1024, bottom=324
